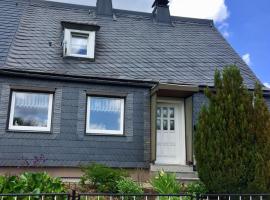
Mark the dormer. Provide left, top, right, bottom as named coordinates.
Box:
left=61, top=21, right=100, bottom=60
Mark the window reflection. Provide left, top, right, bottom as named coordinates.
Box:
left=71, top=33, right=88, bottom=55
left=170, top=120, right=175, bottom=130
left=87, top=97, right=124, bottom=134
left=163, top=119, right=168, bottom=130
left=10, top=92, right=52, bottom=131
left=163, top=107, right=168, bottom=118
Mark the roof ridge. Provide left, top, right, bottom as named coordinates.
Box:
left=28, top=0, right=213, bottom=26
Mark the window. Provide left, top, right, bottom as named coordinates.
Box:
left=86, top=96, right=125, bottom=135
left=63, top=29, right=96, bottom=59
left=71, top=33, right=88, bottom=55
left=8, top=91, right=53, bottom=132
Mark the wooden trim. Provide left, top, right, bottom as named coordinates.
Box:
left=150, top=93, right=157, bottom=162
left=151, top=83, right=199, bottom=95
left=185, top=96, right=193, bottom=165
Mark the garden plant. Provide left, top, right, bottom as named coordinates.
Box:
left=195, top=66, right=270, bottom=193
left=0, top=172, right=66, bottom=197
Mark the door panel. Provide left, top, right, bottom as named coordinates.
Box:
left=156, top=101, right=186, bottom=165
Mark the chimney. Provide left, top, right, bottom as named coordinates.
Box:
left=152, top=0, right=171, bottom=24
left=96, top=0, right=113, bottom=16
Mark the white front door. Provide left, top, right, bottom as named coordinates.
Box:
left=156, top=100, right=186, bottom=165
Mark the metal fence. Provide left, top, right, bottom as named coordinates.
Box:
left=1, top=192, right=270, bottom=200
left=198, top=194, right=270, bottom=200
left=0, top=193, right=70, bottom=200
left=77, top=193, right=194, bottom=200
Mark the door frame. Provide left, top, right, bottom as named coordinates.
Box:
left=155, top=98, right=186, bottom=165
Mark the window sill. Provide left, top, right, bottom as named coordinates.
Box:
left=6, top=129, right=52, bottom=134
left=63, top=55, right=95, bottom=61
left=85, top=133, right=126, bottom=137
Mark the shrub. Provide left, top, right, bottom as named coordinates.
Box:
left=0, top=172, right=66, bottom=194
left=80, top=163, right=128, bottom=193
left=0, top=175, right=21, bottom=194
left=116, top=177, right=143, bottom=194
left=194, top=66, right=270, bottom=193
left=17, top=172, right=66, bottom=193
left=150, top=170, right=181, bottom=194
left=180, top=181, right=208, bottom=195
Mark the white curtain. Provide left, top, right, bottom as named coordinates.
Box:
left=90, top=98, right=121, bottom=113
left=15, top=93, right=49, bottom=109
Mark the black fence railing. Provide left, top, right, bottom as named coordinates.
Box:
left=199, top=194, right=270, bottom=200
left=0, top=193, right=70, bottom=200
left=1, top=192, right=270, bottom=200
left=78, top=193, right=194, bottom=200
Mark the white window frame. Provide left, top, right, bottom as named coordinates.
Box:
left=86, top=96, right=125, bottom=135
left=8, top=91, right=54, bottom=132
left=63, top=28, right=96, bottom=59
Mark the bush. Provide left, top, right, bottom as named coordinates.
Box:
left=180, top=181, right=208, bottom=195
left=150, top=170, right=181, bottom=194
left=80, top=163, right=128, bottom=193
left=116, top=177, right=143, bottom=194
left=194, top=66, right=270, bottom=193
left=0, top=172, right=66, bottom=194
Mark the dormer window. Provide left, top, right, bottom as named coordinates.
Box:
left=61, top=21, right=100, bottom=59
left=71, top=33, right=88, bottom=56
left=64, top=29, right=95, bottom=58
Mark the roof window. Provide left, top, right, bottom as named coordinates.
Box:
left=61, top=21, right=100, bottom=59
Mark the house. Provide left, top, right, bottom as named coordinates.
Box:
left=0, top=0, right=269, bottom=181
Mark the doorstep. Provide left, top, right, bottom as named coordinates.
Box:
left=150, top=164, right=199, bottom=183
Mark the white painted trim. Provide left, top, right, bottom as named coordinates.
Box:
left=8, top=92, right=53, bottom=132
left=63, top=28, right=96, bottom=59
left=86, top=96, right=125, bottom=135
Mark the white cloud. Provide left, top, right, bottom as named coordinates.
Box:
left=46, top=0, right=229, bottom=22
left=264, top=83, right=270, bottom=88
left=46, top=0, right=153, bottom=12
left=218, top=22, right=230, bottom=38
left=46, top=0, right=231, bottom=37
left=242, top=53, right=251, bottom=66
left=170, top=0, right=229, bottom=23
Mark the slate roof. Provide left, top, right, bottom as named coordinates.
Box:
left=0, top=0, right=260, bottom=88
left=0, top=0, right=27, bottom=67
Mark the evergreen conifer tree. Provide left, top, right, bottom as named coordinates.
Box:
left=194, top=66, right=270, bottom=193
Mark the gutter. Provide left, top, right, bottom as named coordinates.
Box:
left=1, top=69, right=269, bottom=97
left=0, top=69, right=157, bottom=88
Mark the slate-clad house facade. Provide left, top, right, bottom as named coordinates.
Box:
left=0, top=0, right=269, bottom=180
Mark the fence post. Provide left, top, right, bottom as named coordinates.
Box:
left=71, top=190, right=76, bottom=200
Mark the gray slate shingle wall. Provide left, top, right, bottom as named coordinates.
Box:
left=266, top=97, right=270, bottom=111
left=0, top=75, right=150, bottom=168
left=192, top=92, right=208, bottom=127
left=192, top=92, right=270, bottom=126
left=1, top=0, right=259, bottom=88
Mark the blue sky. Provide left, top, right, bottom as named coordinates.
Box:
left=46, top=0, right=270, bottom=87
left=224, top=0, right=270, bottom=87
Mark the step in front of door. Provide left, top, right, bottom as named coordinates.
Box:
left=150, top=164, right=199, bottom=183
left=150, top=164, right=194, bottom=173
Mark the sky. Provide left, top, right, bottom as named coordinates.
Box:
left=46, top=0, right=270, bottom=88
